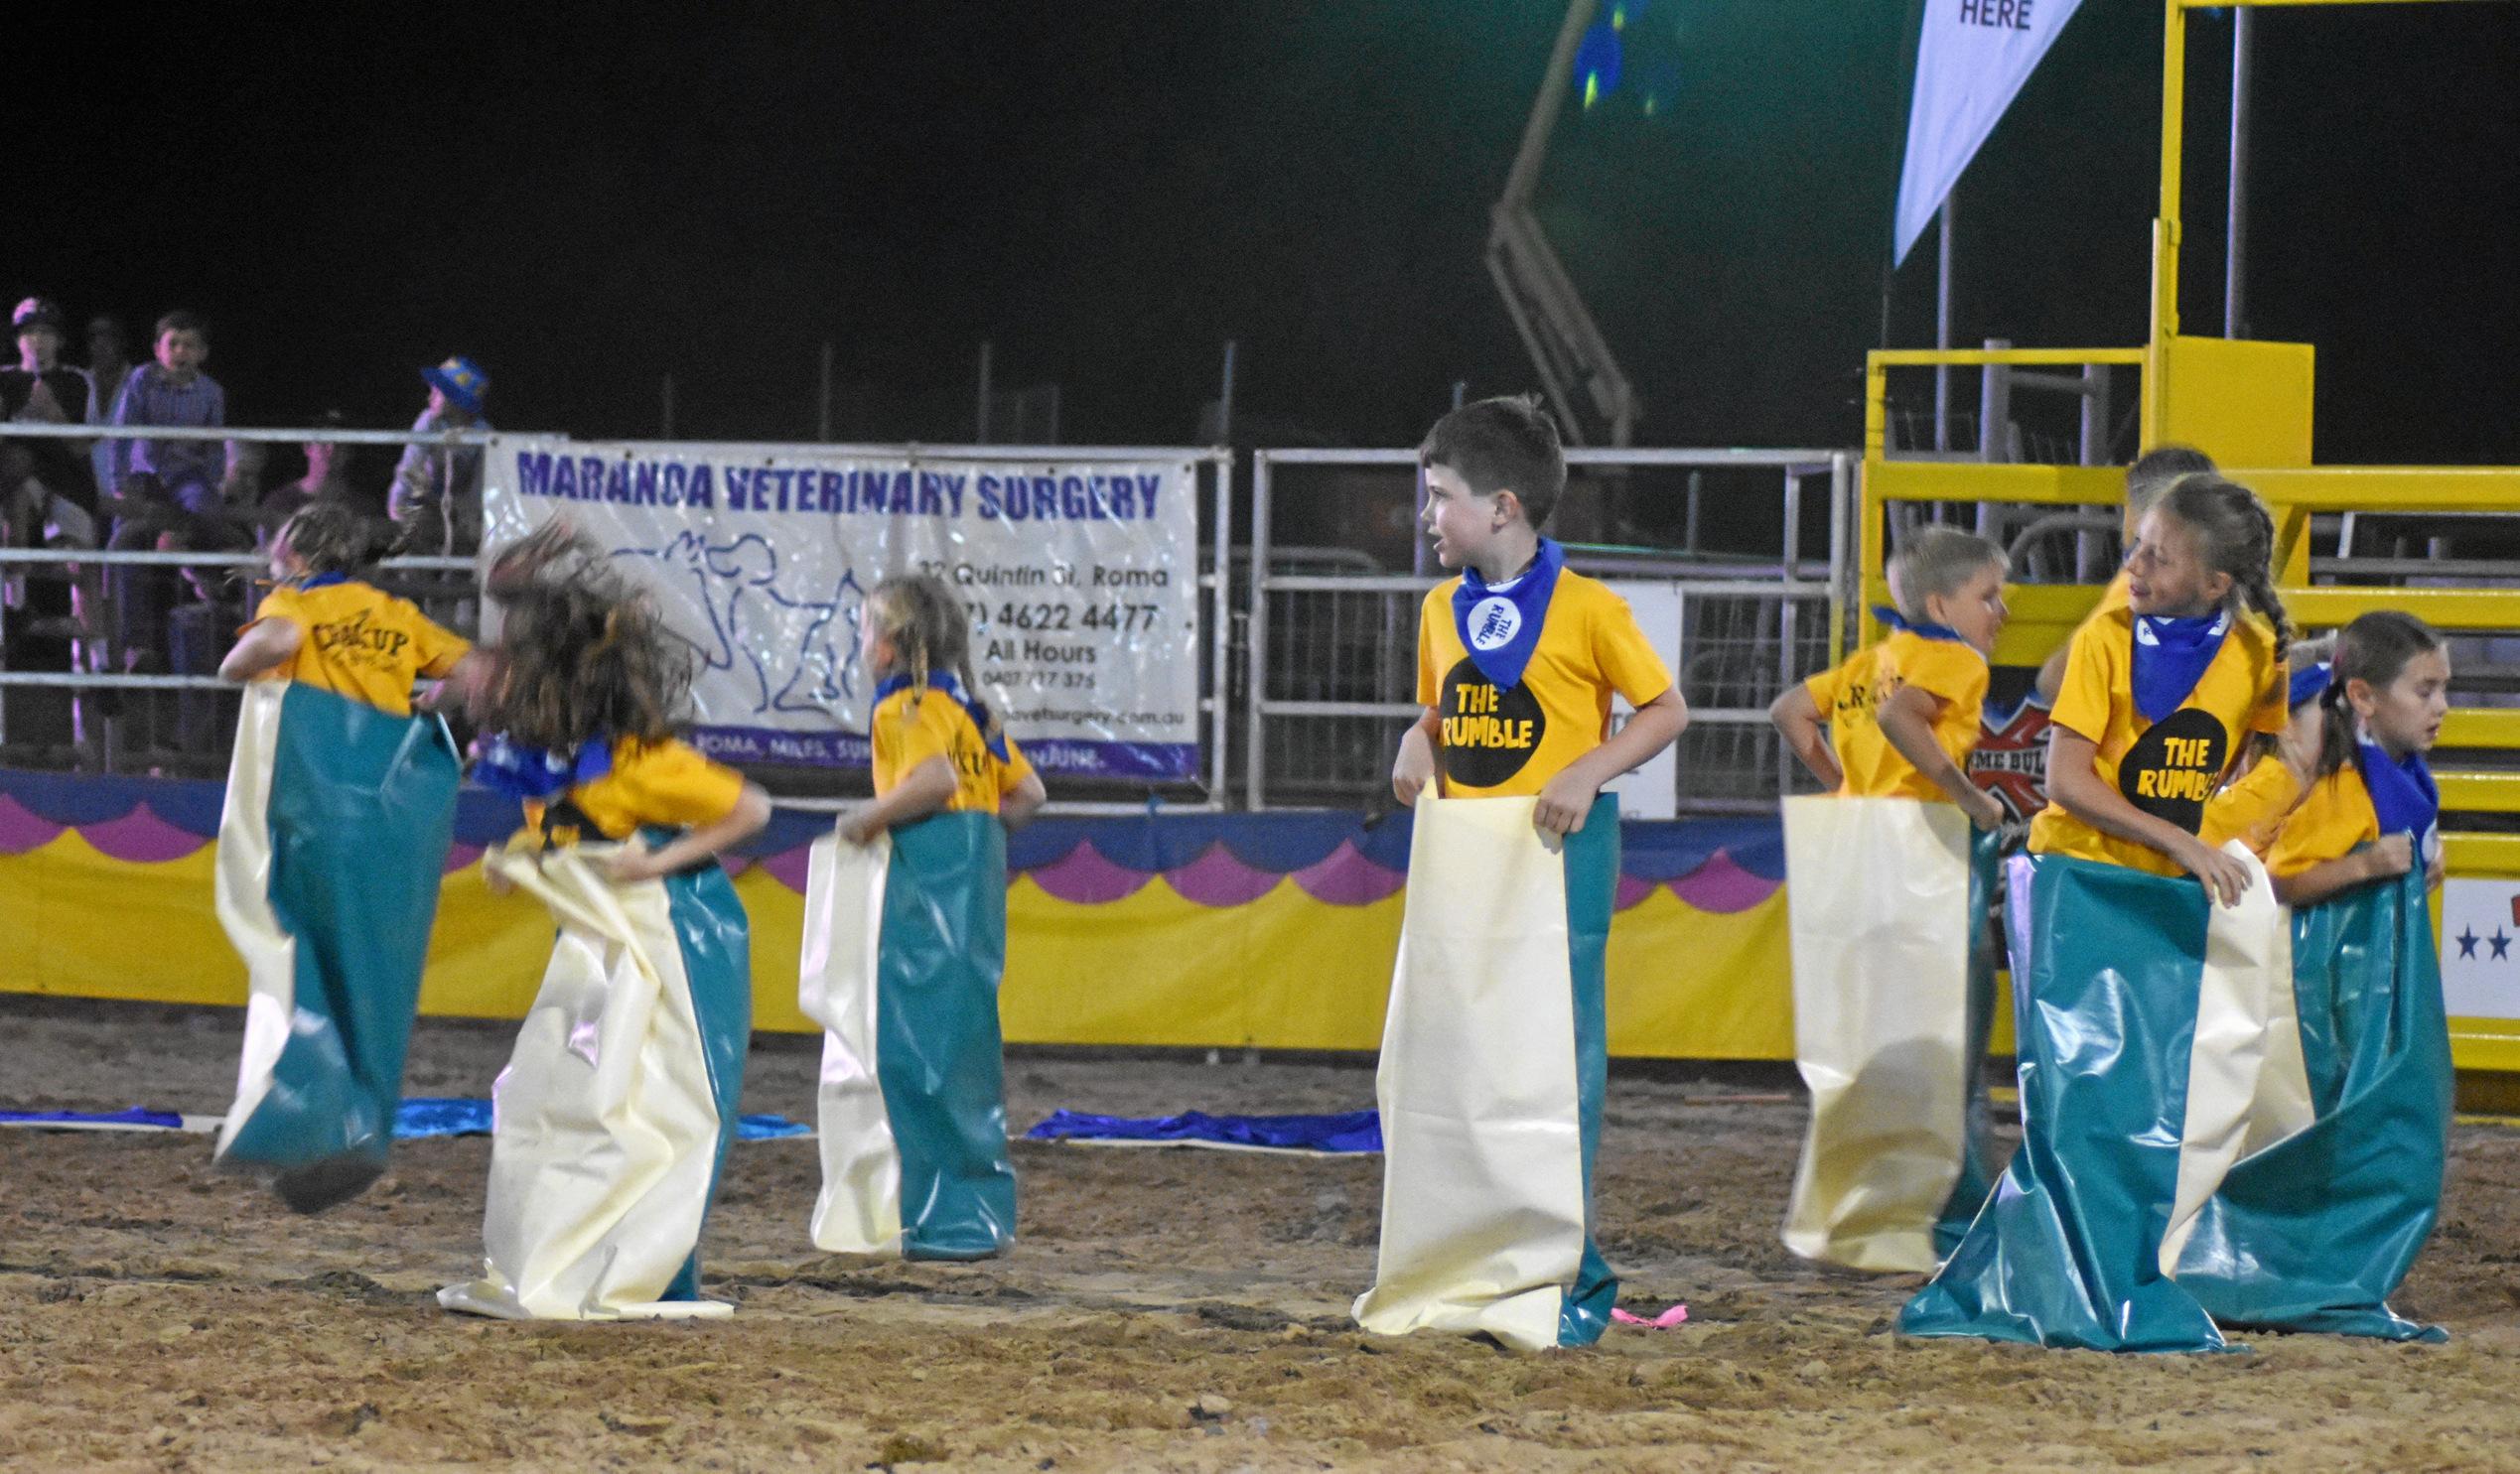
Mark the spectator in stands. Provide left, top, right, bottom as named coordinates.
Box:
left=5, top=298, right=98, bottom=540
left=105, top=310, right=226, bottom=668
left=257, top=410, right=373, bottom=533
left=84, top=316, right=131, bottom=496
left=388, top=355, right=490, bottom=557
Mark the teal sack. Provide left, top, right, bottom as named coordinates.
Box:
left=878, top=811, right=1019, bottom=1261
left=1901, top=854, right=2228, bottom=1353
left=213, top=682, right=460, bottom=1213
left=660, top=848, right=756, bottom=1303
left=1558, top=797, right=1619, bottom=1347
left=1934, top=824, right=2006, bottom=1257
left=2174, top=866, right=2450, bottom=1341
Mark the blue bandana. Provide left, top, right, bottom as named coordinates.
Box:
left=2288, top=660, right=2332, bottom=711
left=1871, top=604, right=1979, bottom=652
left=473, top=733, right=615, bottom=803
left=1451, top=538, right=1565, bottom=690
left=2355, top=736, right=2440, bottom=856
left=877, top=671, right=1010, bottom=763
left=2130, top=609, right=2231, bottom=724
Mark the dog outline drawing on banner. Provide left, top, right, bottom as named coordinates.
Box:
left=611, top=531, right=864, bottom=717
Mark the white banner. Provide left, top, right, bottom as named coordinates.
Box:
left=481, top=437, right=1200, bottom=780
left=2443, top=877, right=2520, bottom=1022
left=1892, top=0, right=2088, bottom=265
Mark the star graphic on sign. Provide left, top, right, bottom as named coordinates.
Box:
left=2460, top=928, right=2481, bottom=960
left=2494, top=929, right=2514, bottom=963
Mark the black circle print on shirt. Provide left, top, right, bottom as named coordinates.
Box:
left=2116, top=707, right=2228, bottom=834
left=1439, top=657, right=1547, bottom=789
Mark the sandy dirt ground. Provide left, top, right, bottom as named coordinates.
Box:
left=7, top=998, right=2520, bottom=1473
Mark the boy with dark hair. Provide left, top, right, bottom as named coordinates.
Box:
left=105, top=311, right=226, bottom=669
left=1357, top=395, right=1685, bottom=1352
left=1391, top=393, right=1682, bottom=829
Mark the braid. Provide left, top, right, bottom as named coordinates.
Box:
left=2232, top=494, right=2291, bottom=649
left=2313, top=677, right=2355, bottom=781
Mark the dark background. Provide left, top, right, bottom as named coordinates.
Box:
left=13, top=1, right=2517, bottom=464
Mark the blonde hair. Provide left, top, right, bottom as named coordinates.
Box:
left=1890, top=526, right=2007, bottom=623
left=866, top=573, right=1005, bottom=749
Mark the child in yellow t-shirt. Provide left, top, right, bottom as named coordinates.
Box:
left=1902, top=473, right=2314, bottom=1354
left=1360, top=396, right=1685, bottom=1350
left=840, top=573, right=1045, bottom=845
left=439, top=521, right=770, bottom=1321
left=2173, top=609, right=2451, bottom=1342
left=218, top=502, right=482, bottom=710
left=813, top=572, right=1039, bottom=1261
left=2267, top=611, right=2448, bottom=905
left=1773, top=526, right=2008, bottom=827
left=1390, top=399, right=1684, bottom=833
left=206, top=501, right=481, bottom=1214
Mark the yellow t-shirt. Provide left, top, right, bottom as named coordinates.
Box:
left=2201, top=752, right=2306, bottom=857
left=871, top=684, right=1036, bottom=814
left=530, top=737, right=747, bottom=843
left=2265, top=765, right=2381, bottom=881
left=2029, top=606, right=2288, bottom=876
left=1416, top=569, right=1674, bottom=799
left=249, top=580, right=470, bottom=717
left=1802, top=629, right=1988, bottom=803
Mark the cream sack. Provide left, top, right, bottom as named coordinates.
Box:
left=213, top=680, right=461, bottom=1213
left=438, top=841, right=752, bottom=1321
left=1352, top=793, right=1617, bottom=1353
left=479, top=438, right=1198, bottom=783
left=1780, top=796, right=2001, bottom=1273
left=799, top=812, right=1018, bottom=1261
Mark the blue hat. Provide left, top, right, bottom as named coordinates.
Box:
left=422, top=355, right=489, bottom=414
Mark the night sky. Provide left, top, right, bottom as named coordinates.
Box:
left=15, top=2, right=2518, bottom=465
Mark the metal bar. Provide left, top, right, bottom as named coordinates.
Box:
left=1261, top=574, right=1833, bottom=599
left=2177, top=0, right=2511, bottom=9
left=2283, top=587, right=2520, bottom=629
left=2310, top=557, right=2520, bottom=578
left=1210, top=453, right=1233, bottom=807
left=0, top=672, right=235, bottom=690
left=2226, top=7, right=2253, bottom=337
left=1245, top=447, right=1848, bottom=468
left=2, top=423, right=499, bottom=446
left=2439, top=771, right=2520, bottom=812
left=1828, top=453, right=1852, bottom=662
left=1978, top=337, right=2013, bottom=469
left=1246, top=454, right=1274, bottom=810
left=2441, top=711, right=2520, bottom=749
left=1259, top=701, right=1425, bottom=720
left=1870, top=461, right=2128, bottom=506
left=1869, top=347, right=2147, bottom=369
left=2160, top=0, right=2188, bottom=341
left=0, top=549, right=476, bottom=571
left=1935, top=196, right=1955, bottom=453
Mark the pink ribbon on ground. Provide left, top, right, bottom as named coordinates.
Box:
left=1610, top=1304, right=1690, bottom=1329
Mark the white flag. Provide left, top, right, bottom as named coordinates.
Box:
left=1892, top=0, right=2089, bottom=265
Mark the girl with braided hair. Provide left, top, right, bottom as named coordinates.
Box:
left=800, top=573, right=1043, bottom=1261
left=1905, top=472, right=2316, bottom=1354
left=440, top=519, right=770, bottom=1322
left=2168, top=610, right=2452, bottom=1342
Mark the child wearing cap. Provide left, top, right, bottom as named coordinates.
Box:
left=388, top=355, right=490, bottom=558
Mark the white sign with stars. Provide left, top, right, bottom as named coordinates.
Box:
left=2442, top=879, right=2520, bottom=1020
